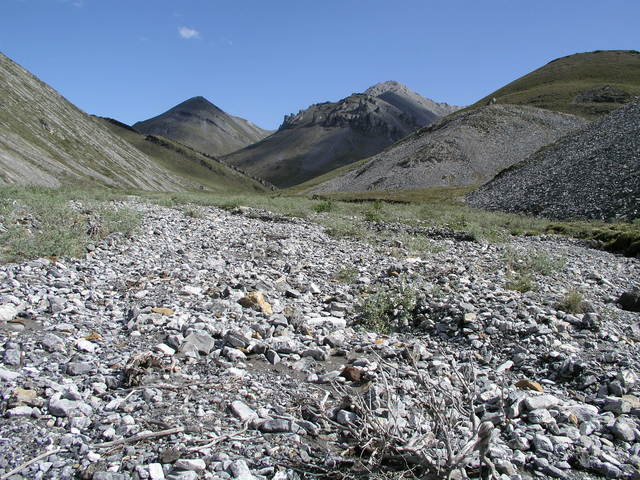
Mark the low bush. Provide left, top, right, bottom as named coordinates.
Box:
left=358, top=284, right=417, bottom=333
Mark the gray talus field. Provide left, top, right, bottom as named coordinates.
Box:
left=306, top=104, right=587, bottom=193
left=0, top=53, right=186, bottom=190
left=133, top=96, right=273, bottom=158
left=467, top=100, right=640, bottom=220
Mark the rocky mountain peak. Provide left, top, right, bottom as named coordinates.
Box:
left=364, top=80, right=408, bottom=97
left=280, top=94, right=404, bottom=133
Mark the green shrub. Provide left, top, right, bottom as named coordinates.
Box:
left=506, top=273, right=535, bottom=293
left=504, top=248, right=566, bottom=276
left=0, top=189, right=141, bottom=263
left=358, top=284, right=417, bottom=333
left=363, top=210, right=381, bottom=222
left=336, top=266, right=358, bottom=283
left=322, top=218, right=366, bottom=240
left=183, top=207, right=204, bottom=219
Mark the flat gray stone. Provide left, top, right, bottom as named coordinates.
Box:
left=0, top=366, right=19, bottom=382
left=259, top=418, right=293, bottom=433
left=48, top=393, right=91, bottom=417
left=0, top=304, right=18, bottom=322
left=93, top=473, right=129, bottom=480
left=524, top=394, right=561, bottom=411
left=179, top=332, right=216, bottom=355
left=6, top=405, right=33, bottom=417
left=66, top=361, right=94, bottom=375
left=230, top=401, right=258, bottom=423
left=148, top=463, right=165, bottom=480
left=611, top=418, right=636, bottom=442
left=41, top=333, right=65, bottom=352
left=166, top=472, right=198, bottom=480
left=174, top=459, right=206, bottom=472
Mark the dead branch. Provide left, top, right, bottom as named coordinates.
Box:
left=0, top=447, right=63, bottom=480
left=92, top=426, right=190, bottom=449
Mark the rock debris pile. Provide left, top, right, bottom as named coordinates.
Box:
left=468, top=100, right=640, bottom=221
left=0, top=201, right=639, bottom=479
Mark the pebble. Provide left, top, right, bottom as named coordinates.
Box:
left=0, top=304, right=18, bottom=322
left=174, top=459, right=206, bottom=472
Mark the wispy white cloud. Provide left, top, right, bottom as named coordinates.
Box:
left=58, top=0, right=84, bottom=6
left=178, top=26, right=200, bottom=40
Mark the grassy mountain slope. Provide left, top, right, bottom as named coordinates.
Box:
left=0, top=52, right=190, bottom=190
left=98, top=118, right=269, bottom=193
left=133, top=96, right=273, bottom=157
left=469, top=50, right=640, bottom=118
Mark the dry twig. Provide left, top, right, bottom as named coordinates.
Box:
left=92, top=426, right=190, bottom=449
left=0, top=447, right=63, bottom=480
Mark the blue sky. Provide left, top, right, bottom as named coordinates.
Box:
left=1, top=1, right=638, bottom=130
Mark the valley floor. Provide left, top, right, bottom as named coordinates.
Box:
left=0, top=200, right=639, bottom=480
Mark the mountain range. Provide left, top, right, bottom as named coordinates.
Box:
left=1, top=48, right=639, bottom=223
left=298, top=50, right=640, bottom=194
left=304, top=104, right=586, bottom=193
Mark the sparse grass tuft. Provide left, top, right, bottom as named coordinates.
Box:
left=0, top=186, right=141, bottom=263
left=312, top=200, right=334, bottom=213
left=504, top=247, right=567, bottom=276
left=557, top=289, right=586, bottom=314
left=322, top=217, right=367, bottom=240
left=335, top=266, right=359, bottom=283
left=182, top=207, right=204, bottom=219
left=506, top=273, right=535, bottom=293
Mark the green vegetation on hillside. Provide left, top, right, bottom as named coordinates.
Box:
left=468, top=50, right=640, bottom=119
left=99, top=117, right=268, bottom=194
left=1, top=185, right=637, bottom=264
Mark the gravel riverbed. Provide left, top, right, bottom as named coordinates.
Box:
left=1, top=201, right=639, bottom=480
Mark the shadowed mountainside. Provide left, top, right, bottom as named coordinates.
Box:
left=222, top=81, right=460, bottom=188
left=98, top=117, right=269, bottom=193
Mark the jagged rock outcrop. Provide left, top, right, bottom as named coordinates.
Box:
left=223, top=82, right=459, bottom=188
left=364, top=80, right=460, bottom=124
left=0, top=52, right=185, bottom=190
left=308, top=105, right=587, bottom=193
left=467, top=100, right=640, bottom=220
left=133, top=96, right=272, bottom=157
